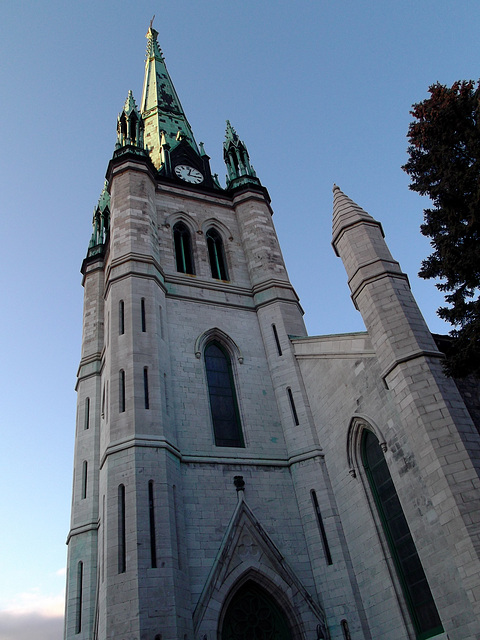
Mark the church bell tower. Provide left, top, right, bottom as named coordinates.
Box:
left=63, top=22, right=367, bottom=640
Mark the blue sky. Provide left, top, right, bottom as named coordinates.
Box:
left=0, top=2, right=478, bottom=639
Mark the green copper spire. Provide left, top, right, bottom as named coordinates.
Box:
left=223, top=121, right=260, bottom=190
left=141, top=23, right=198, bottom=169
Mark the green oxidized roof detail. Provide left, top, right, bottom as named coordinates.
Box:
left=115, top=90, right=146, bottom=154
left=122, top=90, right=141, bottom=117
left=223, top=120, right=259, bottom=190
left=96, top=180, right=110, bottom=214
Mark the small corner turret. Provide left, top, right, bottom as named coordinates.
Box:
left=223, top=121, right=261, bottom=191
left=114, top=90, right=147, bottom=157
left=87, top=181, right=110, bottom=257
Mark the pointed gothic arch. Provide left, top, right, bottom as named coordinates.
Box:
left=194, top=327, right=244, bottom=364
left=220, top=578, right=293, bottom=640
left=346, top=414, right=387, bottom=478
left=193, top=497, right=327, bottom=640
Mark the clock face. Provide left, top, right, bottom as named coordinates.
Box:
left=174, top=164, right=204, bottom=184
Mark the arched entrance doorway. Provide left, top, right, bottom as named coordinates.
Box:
left=221, top=580, right=292, bottom=640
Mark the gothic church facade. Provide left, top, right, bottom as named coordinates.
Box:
left=64, top=25, right=480, bottom=640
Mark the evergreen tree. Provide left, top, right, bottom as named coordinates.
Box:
left=403, top=80, right=480, bottom=377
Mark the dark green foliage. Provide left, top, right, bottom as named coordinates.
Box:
left=403, top=81, right=480, bottom=377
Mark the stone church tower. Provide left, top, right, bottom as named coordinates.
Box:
left=64, top=24, right=480, bottom=640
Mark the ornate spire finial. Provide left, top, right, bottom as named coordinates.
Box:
left=149, top=14, right=155, bottom=29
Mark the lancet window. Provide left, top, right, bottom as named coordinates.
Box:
left=173, top=222, right=195, bottom=274
left=206, top=228, right=228, bottom=280
left=204, top=341, right=243, bottom=447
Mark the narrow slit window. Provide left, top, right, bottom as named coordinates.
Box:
left=159, top=305, right=164, bottom=340
left=173, top=222, right=195, bottom=274
left=141, top=298, right=146, bottom=332
left=81, top=461, right=88, bottom=500
left=75, top=561, right=83, bottom=634
left=173, top=485, right=182, bottom=570
left=144, top=367, right=150, bottom=410
left=119, top=370, right=125, bottom=413
left=148, top=481, right=157, bottom=568
left=272, top=324, right=282, bottom=356
left=287, top=387, right=299, bottom=426
left=362, top=429, right=443, bottom=638
left=205, top=341, right=244, bottom=447
left=119, top=300, right=125, bottom=335
left=311, top=490, right=332, bottom=565
left=164, top=373, right=169, bottom=416
left=206, top=228, right=228, bottom=280
left=118, top=484, right=126, bottom=573
left=102, top=495, right=105, bottom=583
left=84, top=397, right=90, bottom=430
left=101, top=384, right=105, bottom=418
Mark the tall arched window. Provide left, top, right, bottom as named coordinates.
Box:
left=173, top=222, right=195, bottom=274
left=205, top=341, right=243, bottom=447
left=362, top=430, right=443, bottom=639
left=221, top=581, right=292, bottom=640
left=206, top=228, right=228, bottom=280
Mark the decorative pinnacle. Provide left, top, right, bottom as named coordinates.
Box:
left=225, top=120, right=239, bottom=144
left=122, top=90, right=140, bottom=116
left=97, top=180, right=110, bottom=212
